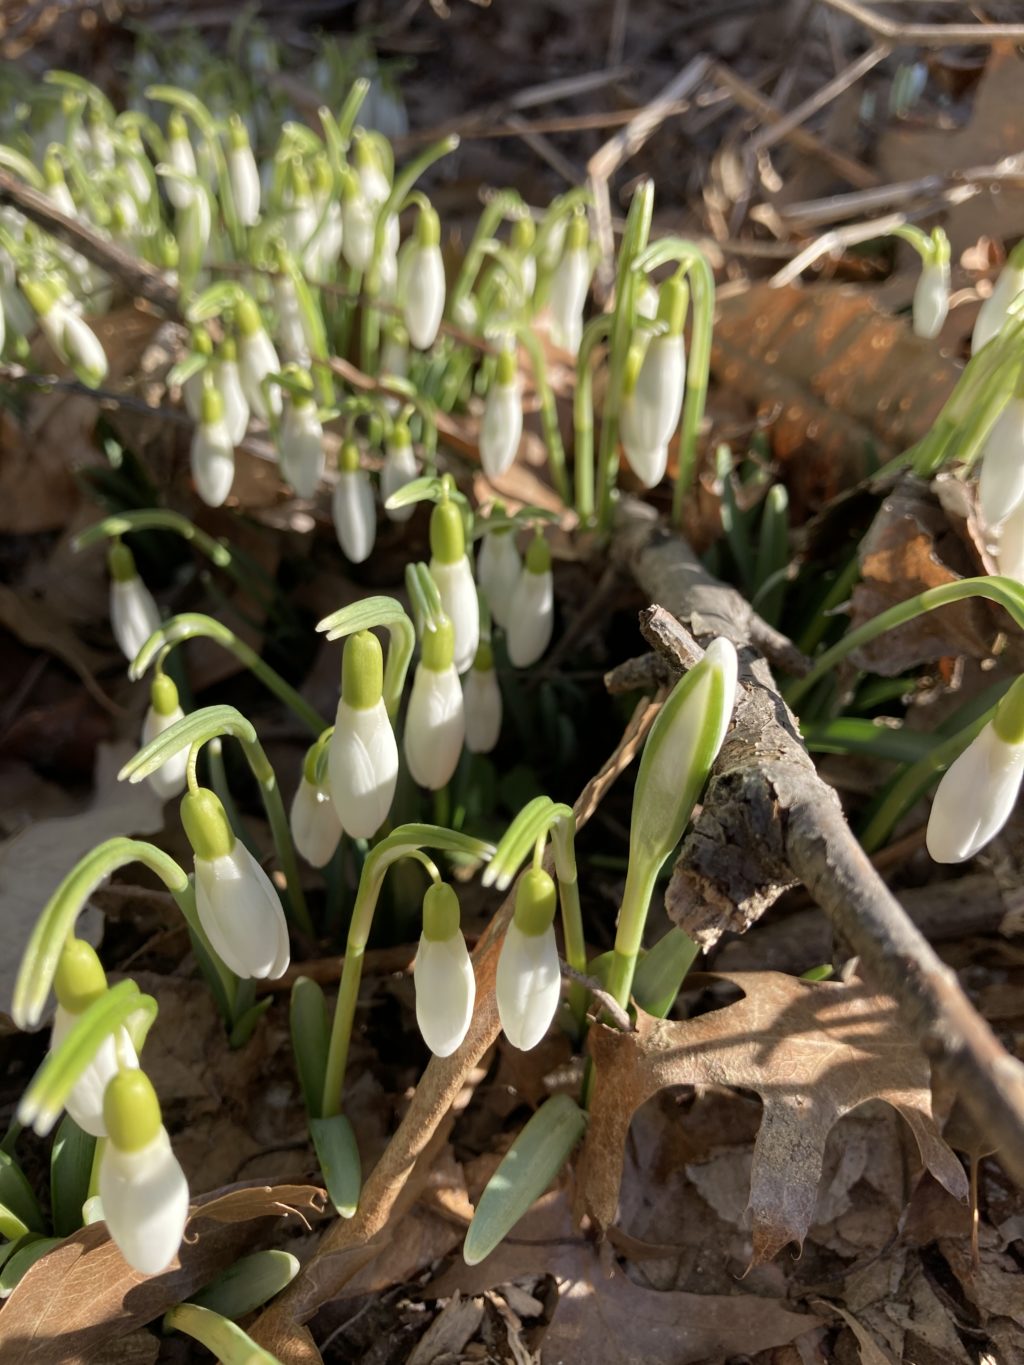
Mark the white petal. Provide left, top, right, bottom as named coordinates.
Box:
left=332, top=470, right=377, bottom=563
left=50, top=1008, right=137, bottom=1138
left=217, top=360, right=249, bottom=446
left=414, top=932, right=476, bottom=1056
left=912, top=261, right=949, bottom=340
left=110, top=577, right=161, bottom=662
left=979, top=397, right=1024, bottom=529
left=404, top=665, right=465, bottom=789
left=477, top=533, right=521, bottom=629
left=463, top=666, right=502, bottom=754
left=99, top=1128, right=190, bottom=1275
left=280, top=404, right=324, bottom=499
left=495, top=921, right=561, bottom=1051
left=549, top=248, right=590, bottom=354
left=229, top=144, right=261, bottom=226
left=194, top=844, right=291, bottom=979
left=620, top=335, right=684, bottom=488
left=403, top=245, right=446, bottom=349
left=61, top=312, right=108, bottom=386
left=291, top=777, right=343, bottom=868
left=973, top=266, right=1024, bottom=354
left=506, top=569, right=553, bottom=668
left=381, top=440, right=420, bottom=522
left=998, top=503, right=1024, bottom=582
left=239, top=330, right=282, bottom=419
left=327, top=698, right=399, bottom=839
left=166, top=137, right=196, bottom=210
left=341, top=197, right=375, bottom=272
left=142, top=704, right=188, bottom=801
left=926, top=723, right=1024, bottom=863
left=191, top=419, right=235, bottom=507
left=479, top=381, right=523, bottom=480
left=429, top=557, right=480, bottom=674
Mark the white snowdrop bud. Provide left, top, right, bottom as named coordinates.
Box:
left=99, top=1070, right=189, bottom=1275
left=290, top=742, right=343, bottom=868
left=182, top=328, right=212, bottom=421
left=548, top=214, right=591, bottom=354
left=214, top=338, right=249, bottom=446
left=279, top=388, right=324, bottom=499
left=191, top=385, right=235, bottom=508
left=973, top=260, right=1024, bottom=354
left=997, top=501, right=1024, bottom=582
left=165, top=111, right=196, bottom=210
left=282, top=161, right=318, bottom=261
left=620, top=279, right=687, bottom=490
left=927, top=678, right=1024, bottom=863
left=402, top=204, right=446, bottom=350
left=23, top=277, right=108, bottom=388
left=414, top=882, right=475, bottom=1057
left=380, top=322, right=409, bottom=414
left=913, top=258, right=950, bottom=340
left=108, top=541, right=160, bottom=663
left=142, top=674, right=188, bottom=801
left=333, top=440, right=376, bottom=563
left=476, top=512, right=521, bottom=629
left=340, top=169, right=375, bottom=273
left=463, top=641, right=502, bottom=754
left=182, top=787, right=290, bottom=980
left=507, top=534, right=554, bottom=669
left=496, top=868, right=561, bottom=1051
left=429, top=499, right=480, bottom=674
left=355, top=134, right=390, bottom=208
left=227, top=115, right=261, bottom=227
left=479, top=350, right=523, bottom=481
left=381, top=421, right=420, bottom=522
left=236, top=295, right=282, bottom=420
left=405, top=617, right=465, bottom=790
left=978, top=396, right=1024, bottom=530
left=120, top=132, right=152, bottom=207
left=328, top=630, right=399, bottom=839
left=274, top=271, right=310, bottom=368
left=42, top=151, right=76, bottom=219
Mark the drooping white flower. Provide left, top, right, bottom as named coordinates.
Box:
left=496, top=868, right=561, bottom=1051
left=42, top=151, right=76, bottom=219
left=191, top=384, right=235, bottom=508
left=333, top=440, right=376, bottom=563
left=274, top=271, right=310, bottom=368
left=99, top=1070, right=189, bottom=1275
left=978, top=396, right=1024, bottom=530
left=405, top=617, right=465, bottom=790
left=506, top=534, right=553, bottom=669
left=429, top=500, right=479, bottom=674
left=414, top=882, right=475, bottom=1057
left=236, top=294, right=282, bottom=421
left=548, top=213, right=591, bottom=354
left=973, top=260, right=1024, bottom=354
left=327, top=630, right=399, bottom=839
left=997, top=501, right=1024, bottom=582
left=182, top=329, right=212, bottom=421
left=214, top=339, right=249, bottom=446
left=479, top=349, right=523, bottom=481
left=290, top=759, right=343, bottom=869
left=142, top=673, right=188, bottom=801
left=164, top=111, right=196, bottom=210
left=340, top=170, right=375, bottom=273
left=476, top=513, right=521, bottom=629
left=913, top=258, right=950, bottom=340
left=282, top=162, right=318, bottom=263
left=279, top=389, right=324, bottom=499
left=182, top=787, right=290, bottom=980
left=22, top=277, right=108, bottom=388
left=227, top=115, right=260, bottom=227
left=620, top=278, right=687, bottom=490
left=402, top=203, right=446, bottom=350
left=355, top=134, right=390, bottom=208
left=381, top=422, right=420, bottom=522
left=463, top=642, right=502, bottom=754
left=108, top=541, right=160, bottom=662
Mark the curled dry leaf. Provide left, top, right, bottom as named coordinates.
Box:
left=575, top=972, right=968, bottom=1266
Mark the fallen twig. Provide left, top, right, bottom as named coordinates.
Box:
left=822, top=0, right=1024, bottom=46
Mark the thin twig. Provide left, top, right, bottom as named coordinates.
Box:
left=747, top=44, right=890, bottom=157
left=560, top=958, right=633, bottom=1031
left=822, top=0, right=1024, bottom=45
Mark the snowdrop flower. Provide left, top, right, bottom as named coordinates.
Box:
left=191, top=384, right=235, bottom=508
left=279, top=383, right=324, bottom=499
left=997, top=501, right=1024, bottom=582
left=176, top=183, right=211, bottom=280
left=87, top=107, right=115, bottom=169
left=927, top=677, right=1024, bottom=863
left=215, top=337, right=249, bottom=446
left=119, top=129, right=153, bottom=207
left=548, top=213, right=591, bottom=354
left=429, top=498, right=479, bottom=674
left=164, top=110, right=196, bottom=210
left=282, top=161, right=318, bottom=262
left=182, top=786, right=290, bottom=979
left=142, top=674, right=188, bottom=801
left=479, top=349, right=523, bottom=481
left=414, top=881, right=475, bottom=1057
left=476, top=509, right=521, bottom=629
left=507, top=534, right=553, bottom=669
left=291, top=742, right=343, bottom=868
left=978, top=396, right=1024, bottom=530
left=99, top=1069, right=189, bottom=1275
left=22, top=277, right=108, bottom=388
left=913, top=256, right=950, bottom=340
left=182, top=327, right=212, bottom=421
left=496, top=868, right=561, bottom=1051
left=108, top=541, right=160, bottom=663
left=340, top=168, right=375, bottom=273
left=45, top=938, right=137, bottom=1139
left=405, top=616, right=465, bottom=790
left=274, top=270, right=311, bottom=367
left=328, top=630, right=399, bottom=839
left=973, top=254, right=1024, bottom=353
left=402, top=203, right=446, bottom=349
left=464, top=641, right=502, bottom=754
left=511, top=215, right=537, bottom=303
left=620, top=278, right=687, bottom=489
left=381, top=420, right=420, bottom=522
left=42, top=150, right=76, bottom=218
left=380, top=321, right=409, bottom=414
left=236, top=294, right=282, bottom=421
left=378, top=212, right=401, bottom=301
left=333, top=440, right=376, bottom=563
left=303, top=157, right=343, bottom=277
left=355, top=133, right=390, bottom=208
left=226, top=114, right=260, bottom=227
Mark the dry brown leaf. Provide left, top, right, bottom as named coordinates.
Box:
left=712, top=285, right=959, bottom=512
left=576, top=972, right=968, bottom=1265
left=0, top=1184, right=324, bottom=1363
left=0, top=584, right=115, bottom=714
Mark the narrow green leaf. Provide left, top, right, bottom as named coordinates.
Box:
left=163, top=1303, right=280, bottom=1363
left=309, top=1114, right=361, bottom=1219
left=0, top=1237, right=62, bottom=1298
left=187, top=1250, right=299, bottom=1319
left=50, top=1115, right=96, bottom=1238
left=632, top=928, right=700, bottom=1018
left=0, top=1151, right=44, bottom=1235
left=117, top=704, right=257, bottom=783
left=382, top=475, right=445, bottom=513
left=290, top=977, right=331, bottom=1119
left=0, top=1205, right=28, bottom=1240
left=801, top=718, right=934, bottom=765
left=464, top=1095, right=586, bottom=1266
left=228, top=998, right=272, bottom=1050
left=481, top=797, right=556, bottom=890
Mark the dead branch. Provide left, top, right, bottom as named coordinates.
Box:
left=612, top=497, right=1024, bottom=1188
left=822, top=0, right=1024, bottom=46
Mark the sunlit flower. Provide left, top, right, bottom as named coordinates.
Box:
left=496, top=868, right=561, bottom=1051
left=506, top=534, right=553, bottom=669
left=327, top=630, right=398, bottom=839
left=108, top=542, right=160, bottom=662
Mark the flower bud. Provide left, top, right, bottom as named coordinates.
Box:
left=496, top=868, right=560, bottom=1051
left=402, top=205, right=445, bottom=350
left=973, top=262, right=1024, bottom=354
left=913, top=259, right=950, bottom=340
left=476, top=514, right=521, bottom=628
left=215, top=338, right=249, bottom=446
left=60, top=310, right=109, bottom=388
left=182, top=787, right=290, bottom=979
left=108, top=542, right=160, bottom=662
left=548, top=214, right=590, bottom=354
left=479, top=350, right=523, bottom=481
left=414, top=882, right=475, bottom=1057
left=405, top=618, right=465, bottom=790
left=191, top=384, right=235, bottom=507
left=620, top=280, right=686, bottom=489
left=328, top=631, right=399, bottom=839
left=429, top=500, right=480, bottom=674
left=355, top=134, right=390, bottom=207
left=381, top=422, right=420, bottom=522
left=236, top=295, right=282, bottom=420
left=380, top=323, right=409, bottom=413
left=279, top=390, right=324, bottom=500
left=227, top=115, right=261, bottom=227
left=926, top=677, right=1024, bottom=863
left=340, top=169, right=375, bottom=273
left=142, top=674, right=188, bottom=801
left=165, top=110, right=196, bottom=210
left=978, top=396, right=1024, bottom=530
left=506, top=534, right=553, bottom=668
left=182, top=327, right=212, bottom=421
left=274, top=272, right=311, bottom=368
left=333, top=440, right=376, bottom=563
left=99, top=1069, right=189, bottom=1274
left=997, top=501, right=1024, bottom=582
left=463, top=642, right=502, bottom=754
left=290, top=747, right=343, bottom=868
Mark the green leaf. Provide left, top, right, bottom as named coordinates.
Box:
left=0, top=1151, right=44, bottom=1235
left=801, top=718, right=935, bottom=765
left=316, top=594, right=411, bottom=641
left=464, top=1095, right=587, bottom=1266
left=228, top=997, right=272, bottom=1049
left=162, top=1303, right=280, bottom=1363
left=187, top=1250, right=299, bottom=1319
left=117, top=704, right=257, bottom=783
left=290, top=977, right=330, bottom=1119
left=382, top=474, right=445, bottom=513
left=0, top=1205, right=28, bottom=1240
left=72, top=510, right=233, bottom=569
left=0, top=1237, right=62, bottom=1297
left=49, top=1115, right=95, bottom=1237
left=632, top=928, right=700, bottom=1018
left=309, top=1114, right=361, bottom=1219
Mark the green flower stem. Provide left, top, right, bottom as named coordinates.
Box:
left=145, top=85, right=243, bottom=256
left=574, top=316, right=612, bottom=524
left=549, top=813, right=587, bottom=1030
left=316, top=597, right=416, bottom=721
left=172, top=873, right=240, bottom=1025
left=796, top=550, right=862, bottom=657
left=449, top=191, right=523, bottom=317
left=516, top=326, right=569, bottom=503
left=163, top=1304, right=278, bottom=1365
left=129, top=612, right=325, bottom=735
left=786, top=576, right=1024, bottom=712
left=605, top=868, right=656, bottom=1010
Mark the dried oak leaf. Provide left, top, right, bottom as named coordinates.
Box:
left=575, top=972, right=967, bottom=1265
left=0, top=1183, right=325, bottom=1363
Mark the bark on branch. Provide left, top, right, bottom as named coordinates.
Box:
left=612, top=496, right=1024, bottom=1187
